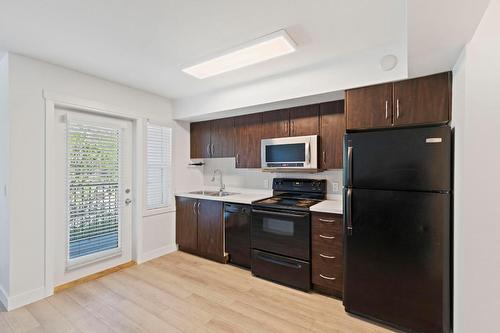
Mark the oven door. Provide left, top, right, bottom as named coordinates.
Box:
left=251, top=208, right=310, bottom=260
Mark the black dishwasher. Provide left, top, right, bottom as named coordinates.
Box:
left=224, top=203, right=251, bottom=268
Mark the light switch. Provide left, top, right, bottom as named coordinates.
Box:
left=332, top=182, right=339, bottom=192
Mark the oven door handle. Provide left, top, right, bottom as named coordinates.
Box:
left=256, top=253, right=303, bottom=269
left=252, top=209, right=309, bottom=218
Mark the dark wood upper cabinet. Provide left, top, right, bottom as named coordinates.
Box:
left=346, top=72, right=451, bottom=130
left=346, top=83, right=393, bottom=130
left=175, top=196, right=198, bottom=252
left=320, top=100, right=345, bottom=169
left=393, top=72, right=451, bottom=126
left=234, top=113, right=263, bottom=168
left=197, top=200, right=223, bottom=260
left=261, top=109, right=290, bottom=139
left=190, top=121, right=211, bottom=158
left=289, top=104, right=320, bottom=136
left=210, top=117, right=235, bottom=158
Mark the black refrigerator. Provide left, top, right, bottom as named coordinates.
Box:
left=343, top=126, right=451, bottom=333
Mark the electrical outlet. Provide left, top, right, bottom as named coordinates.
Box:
left=332, top=182, right=339, bottom=192
left=264, top=179, right=269, bottom=188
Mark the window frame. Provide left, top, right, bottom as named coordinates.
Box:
left=143, top=120, right=174, bottom=217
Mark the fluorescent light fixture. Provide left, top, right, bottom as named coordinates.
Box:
left=182, top=30, right=297, bottom=79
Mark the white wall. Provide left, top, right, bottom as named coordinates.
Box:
left=203, top=158, right=343, bottom=197
left=452, top=0, right=500, bottom=331
left=3, top=53, right=201, bottom=310
left=0, top=53, right=10, bottom=305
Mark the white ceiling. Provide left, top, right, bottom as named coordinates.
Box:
left=0, top=0, right=489, bottom=104
left=0, top=0, right=404, bottom=99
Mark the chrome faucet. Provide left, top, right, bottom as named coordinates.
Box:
left=211, top=169, right=225, bottom=192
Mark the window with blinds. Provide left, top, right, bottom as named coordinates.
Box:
left=67, top=121, right=122, bottom=262
left=146, top=124, right=172, bottom=210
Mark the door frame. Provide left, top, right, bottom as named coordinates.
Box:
left=43, top=91, right=145, bottom=297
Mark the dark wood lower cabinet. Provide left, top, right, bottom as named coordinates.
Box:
left=175, top=196, right=198, bottom=252
left=311, top=212, right=344, bottom=298
left=175, top=197, right=225, bottom=262
left=197, top=199, right=224, bottom=261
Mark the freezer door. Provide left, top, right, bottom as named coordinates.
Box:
left=344, top=126, right=451, bottom=191
left=343, top=188, right=451, bottom=333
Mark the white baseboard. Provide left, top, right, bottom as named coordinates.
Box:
left=0, top=284, right=8, bottom=311
left=139, top=244, right=178, bottom=264
left=3, top=286, right=46, bottom=311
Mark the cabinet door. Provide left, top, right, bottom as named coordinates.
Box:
left=197, top=199, right=224, bottom=260
left=320, top=100, right=345, bottom=169
left=346, top=83, right=393, bottom=130
left=234, top=113, right=263, bottom=168
left=190, top=121, right=211, bottom=158
left=210, top=117, right=234, bottom=158
left=175, top=196, right=198, bottom=252
left=393, top=72, right=451, bottom=126
left=289, top=104, right=319, bottom=136
left=261, top=109, right=290, bottom=139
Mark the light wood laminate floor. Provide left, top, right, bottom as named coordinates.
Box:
left=0, top=251, right=397, bottom=332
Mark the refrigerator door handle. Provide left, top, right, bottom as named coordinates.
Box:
left=348, top=143, right=353, bottom=187
left=347, top=188, right=353, bottom=236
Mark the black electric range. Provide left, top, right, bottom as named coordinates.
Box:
left=251, top=178, right=326, bottom=291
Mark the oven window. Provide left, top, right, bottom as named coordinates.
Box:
left=266, top=143, right=305, bottom=162
left=263, top=217, right=294, bottom=236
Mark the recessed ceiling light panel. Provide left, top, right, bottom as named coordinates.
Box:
left=182, top=30, right=297, bottom=79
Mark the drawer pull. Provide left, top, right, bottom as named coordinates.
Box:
left=319, top=254, right=336, bottom=259
left=319, top=218, right=335, bottom=223
left=320, top=274, right=336, bottom=281
left=319, top=234, right=335, bottom=239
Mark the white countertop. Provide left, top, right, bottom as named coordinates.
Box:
left=175, top=187, right=272, bottom=205
left=310, top=197, right=343, bottom=214
left=177, top=187, right=343, bottom=213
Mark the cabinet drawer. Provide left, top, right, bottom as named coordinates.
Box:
left=312, top=253, right=343, bottom=291
left=312, top=213, right=343, bottom=236
left=312, top=239, right=343, bottom=258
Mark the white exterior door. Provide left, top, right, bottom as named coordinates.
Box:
left=53, top=107, right=133, bottom=286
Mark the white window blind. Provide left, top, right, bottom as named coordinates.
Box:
left=146, top=124, right=172, bottom=210
left=67, top=122, right=121, bottom=261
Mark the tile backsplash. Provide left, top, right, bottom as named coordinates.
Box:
left=203, top=158, right=343, bottom=194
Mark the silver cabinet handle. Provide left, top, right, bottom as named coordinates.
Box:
left=291, top=120, right=294, bottom=135
left=385, top=100, right=389, bottom=119
left=125, top=198, right=132, bottom=205
left=236, top=153, right=240, bottom=166
left=319, top=234, right=335, bottom=239
left=320, top=254, right=336, bottom=259
left=211, top=144, right=215, bottom=156
left=197, top=201, right=201, bottom=215
left=193, top=202, right=197, bottom=216
left=284, top=121, right=289, bottom=134
left=206, top=144, right=211, bottom=157
left=322, top=151, right=326, bottom=166
left=319, top=218, right=335, bottom=223
left=396, top=99, right=400, bottom=119
left=320, top=274, right=336, bottom=281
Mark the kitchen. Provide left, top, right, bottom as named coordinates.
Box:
left=0, top=1, right=499, bottom=333
left=175, top=71, right=451, bottom=333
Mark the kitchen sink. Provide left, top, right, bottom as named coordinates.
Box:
left=188, top=190, right=239, bottom=197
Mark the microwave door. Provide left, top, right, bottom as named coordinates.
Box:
left=261, top=135, right=318, bottom=170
